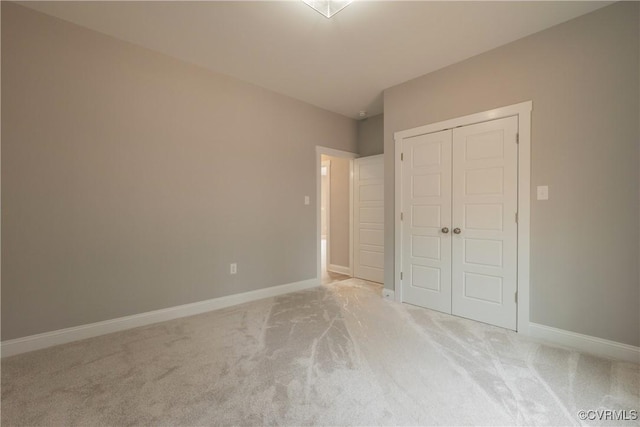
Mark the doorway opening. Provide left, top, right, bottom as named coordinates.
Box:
left=320, top=159, right=333, bottom=283
left=316, top=147, right=357, bottom=285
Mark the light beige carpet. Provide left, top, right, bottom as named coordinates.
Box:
left=2, top=279, right=639, bottom=426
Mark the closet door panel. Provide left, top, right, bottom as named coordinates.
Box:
left=451, top=116, right=518, bottom=330
left=401, top=130, right=452, bottom=313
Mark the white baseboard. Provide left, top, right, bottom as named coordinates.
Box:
left=529, top=322, right=640, bottom=364
left=1, top=278, right=320, bottom=358
left=382, top=288, right=395, bottom=301
left=328, top=264, right=351, bottom=276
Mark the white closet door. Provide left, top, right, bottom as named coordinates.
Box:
left=354, top=155, right=384, bottom=283
left=451, top=116, right=518, bottom=330
left=401, top=130, right=452, bottom=313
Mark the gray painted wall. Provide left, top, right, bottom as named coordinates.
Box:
left=384, top=2, right=639, bottom=346
left=1, top=3, right=357, bottom=340
left=357, top=114, right=384, bottom=157
left=327, top=156, right=350, bottom=269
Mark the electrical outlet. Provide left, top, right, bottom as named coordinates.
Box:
left=230, top=263, right=237, bottom=275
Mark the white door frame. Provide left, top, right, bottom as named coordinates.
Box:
left=315, top=146, right=358, bottom=281
left=393, top=101, right=532, bottom=334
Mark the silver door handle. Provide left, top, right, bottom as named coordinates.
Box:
left=441, top=227, right=449, bottom=234
left=453, top=228, right=461, bottom=234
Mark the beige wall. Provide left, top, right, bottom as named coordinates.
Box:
left=384, top=2, right=640, bottom=346
left=0, top=2, right=3, bottom=342
left=1, top=3, right=357, bottom=340
left=357, top=114, right=384, bottom=157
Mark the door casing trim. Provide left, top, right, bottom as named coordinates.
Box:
left=393, top=101, right=532, bottom=334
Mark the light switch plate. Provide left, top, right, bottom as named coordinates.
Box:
left=537, top=185, right=549, bottom=200
left=304, top=196, right=310, bottom=205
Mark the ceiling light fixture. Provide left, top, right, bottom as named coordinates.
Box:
left=303, top=0, right=353, bottom=18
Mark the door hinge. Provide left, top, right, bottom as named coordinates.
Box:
left=401, top=152, right=404, bottom=161
left=400, top=272, right=403, bottom=280
left=515, top=292, right=518, bottom=303
left=515, top=212, right=518, bottom=223
left=516, top=133, right=519, bottom=144
left=401, top=212, right=404, bottom=221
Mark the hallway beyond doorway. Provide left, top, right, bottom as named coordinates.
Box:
left=321, top=238, right=350, bottom=285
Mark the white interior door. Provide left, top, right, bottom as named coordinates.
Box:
left=354, top=155, right=384, bottom=283
left=401, top=130, right=453, bottom=313
left=451, top=116, right=518, bottom=330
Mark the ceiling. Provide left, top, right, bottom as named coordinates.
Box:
left=21, top=1, right=610, bottom=119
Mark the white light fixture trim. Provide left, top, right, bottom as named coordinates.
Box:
left=303, top=0, right=353, bottom=18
